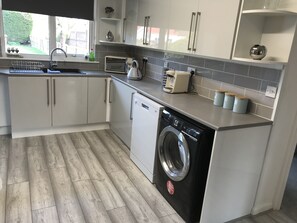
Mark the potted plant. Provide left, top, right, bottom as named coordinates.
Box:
left=105, top=7, right=114, bottom=18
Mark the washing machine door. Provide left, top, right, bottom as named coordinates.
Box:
left=158, top=126, right=190, bottom=181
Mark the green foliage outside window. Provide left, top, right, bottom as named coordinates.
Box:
left=3, top=11, right=33, bottom=43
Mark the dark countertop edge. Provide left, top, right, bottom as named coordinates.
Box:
left=111, top=75, right=273, bottom=131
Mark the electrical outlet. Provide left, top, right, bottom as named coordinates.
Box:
left=265, top=86, right=277, bottom=98
left=164, top=61, right=169, bottom=68
left=143, top=57, right=148, bottom=63
left=187, top=67, right=196, bottom=74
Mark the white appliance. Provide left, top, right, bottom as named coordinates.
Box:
left=130, top=93, right=164, bottom=183
left=163, top=70, right=190, bottom=93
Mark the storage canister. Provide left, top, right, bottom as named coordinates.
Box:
left=233, top=95, right=249, bottom=114
left=223, top=92, right=235, bottom=110
left=213, top=90, right=226, bottom=107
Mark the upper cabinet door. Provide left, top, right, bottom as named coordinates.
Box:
left=195, top=0, right=241, bottom=59
left=136, top=0, right=169, bottom=50
left=124, top=0, right=138, bottom=45
left=166, top=0, right=199, bottom=53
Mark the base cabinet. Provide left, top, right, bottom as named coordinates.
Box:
left=9, top=76, right=107, bottom=135
left=87, top=77, right=108, bottom=124
left=9, top=77, right=52, bottom=131
left=110, top=79, right=136, bottom=148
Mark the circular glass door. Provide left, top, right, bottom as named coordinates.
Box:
left=158, top=126, right=190, bottom=181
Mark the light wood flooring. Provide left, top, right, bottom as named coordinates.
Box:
left=0, top=130, right=297, bottom=223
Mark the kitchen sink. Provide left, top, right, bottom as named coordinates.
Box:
left=45, top=68, right=86, bottom=74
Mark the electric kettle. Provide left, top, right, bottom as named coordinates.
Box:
left=127, top=60, right=142, bottom=80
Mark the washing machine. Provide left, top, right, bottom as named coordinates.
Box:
left=155, top=108, right=215, bottom=223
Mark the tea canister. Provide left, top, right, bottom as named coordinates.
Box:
left=233, top=96, right=249, bottom=114
left=223, top=92, right=236, bottom=110
left=213, top=90, right=226, bottom=107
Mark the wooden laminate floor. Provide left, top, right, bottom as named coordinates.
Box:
left=0, top=130, right=296, bottom=223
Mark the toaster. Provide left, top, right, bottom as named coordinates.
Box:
left=163, top=70, right=190, bottom=93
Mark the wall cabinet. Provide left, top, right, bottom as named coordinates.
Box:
left=233, top=0, right=297, bottom=64
left=87, top=77, right=108, bottom=124
left=110, top=79, right=136, bottom=148
left=166, top=0, right=240, bottom=59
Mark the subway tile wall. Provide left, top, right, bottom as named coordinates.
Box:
left=100, top=44, right=283, bottom=120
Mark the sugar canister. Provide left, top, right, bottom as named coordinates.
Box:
left=223, top=92, right=236, bottom=110
left=233, top=95, right=249, bottom=114
left=213, top=90, right=226, bottom=107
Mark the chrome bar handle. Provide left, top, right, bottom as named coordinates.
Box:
left=187, top=12, right=195, bottom=51
left=109, top=79, right=112, bottom=103
left=192, top=12, right=201, bottom=52
left=145, top=16, right=151, bottom=45
left=53, top=79, right=56, bottom=106
left=123, top=18, right=127, bottom=43
left=130, top=92, right=135, bottom=120
left=143, top=17, right=147, bottom=45
left=46, top=79, right=50, bottom=106
left=104, top=79, right=107, bottom=103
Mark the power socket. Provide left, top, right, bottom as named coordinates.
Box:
left=143, top=57, right=148, bottom=63
left=187, top=67, right=196, bottom=74
left=265, top=86, right=277, bottom=98
left=164, top=61, right=169, bottom=68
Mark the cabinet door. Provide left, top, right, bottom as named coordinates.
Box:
left=0, top=77, right=10, bottom=127
left=166, top=0, right=199, bottom=53
left=136, top=0, right=169, bottom=49
left=52, top=77, right=88, bottom=127
left=8, top=77, right=51, bottom=131
left=110, top=79, right=136, bottom=148
left=87, top=77, right=107, bottom=124
left=124, top=0, right=138, bottom=44
left=195, top=0, right=240, bottom=59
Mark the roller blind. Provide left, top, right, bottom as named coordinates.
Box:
left=1, top=0, right=94, bottom=20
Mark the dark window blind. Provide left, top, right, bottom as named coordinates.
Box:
left=2, top=0, right=94, bottom=20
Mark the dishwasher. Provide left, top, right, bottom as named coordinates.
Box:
left=130, top=93, right=164, bottom=183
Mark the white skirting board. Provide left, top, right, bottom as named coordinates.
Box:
left=200, top=125, right=271, bottom=223
left=11, top=123, right=110, bottom=138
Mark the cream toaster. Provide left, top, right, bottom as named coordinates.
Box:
left=163, top=70, right=190, bottom=93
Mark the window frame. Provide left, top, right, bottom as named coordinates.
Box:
left=0, top=10, right=94, bottom=60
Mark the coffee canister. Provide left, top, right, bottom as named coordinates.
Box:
left=233, top=95, right=249, bottom=114
left=213, top=90, right=226, bottom=107
left=223, top=93, right=235, bottom=110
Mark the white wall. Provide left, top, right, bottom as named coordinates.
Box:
left=0, top=76, right=11, bottom=134
left=252, top=25, right=297, bottom=214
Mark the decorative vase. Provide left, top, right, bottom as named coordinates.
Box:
left=250, top=44, right=267, bottom=60
left=105, top=7, right=114, bottom=18
left=106, top=31, right=114, bottom=42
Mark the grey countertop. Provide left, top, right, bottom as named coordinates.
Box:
left=111, top=74, right=272, bottom=131
left=0, top=69, right=272, bottom=131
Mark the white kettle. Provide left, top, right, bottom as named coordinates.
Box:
left=127, top=60, right=142, bottom=80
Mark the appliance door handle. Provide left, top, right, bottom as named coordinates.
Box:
left=46, top=79, right=50, bottom=106
left=130, top=92, right=135, bottom=120
left=104, top=79, right=107, bottom=103
left=123, top=18, right=127, bottom=43
left=187, top=12, right=196, bottom=51
left=143, top=17, right=147, bottom=45
left=145, top=16, right=150, bottom=45
left=192, top=12, right=201, bottom=52
left=181, top=130, right=198, bottom=142
left=53, top=79, right=56, bottom=106
left=109, top=79, right=112, bottom=103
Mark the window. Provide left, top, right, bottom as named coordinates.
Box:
left=1, top=10, right=92, bottom=57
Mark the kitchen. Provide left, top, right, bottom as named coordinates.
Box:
left=1, top=1, right=296, bottom=222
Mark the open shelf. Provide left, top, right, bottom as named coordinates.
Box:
left=242, top=9, right=297, bottom=16
left=100, top=17, right=121, bottom=21
left=232, top=57, right=285, bottom=69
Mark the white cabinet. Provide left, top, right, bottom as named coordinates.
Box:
left=166, top=0, right=240, bottom=59
left=9, top=77, right=52, bottom=131
left=136, top=0, right=169, bottom=49
left=87, top=77, right=108, bottom=123
left=52, top=77, right=88, bottom=127
left=123, top=0, right=138, bottom=44
left=0, top=76, right=10, bottom=128
left=9, top=76, right=106, bottom=134
left=110, top=79, right=137, bottom=148
left=233, top=0, right=297, bottom=64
